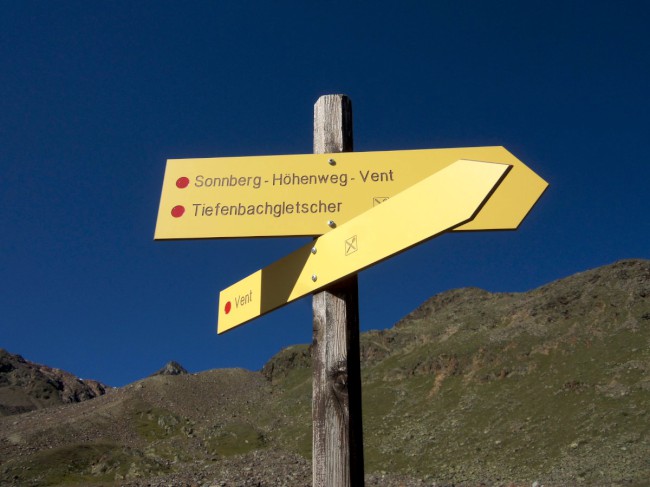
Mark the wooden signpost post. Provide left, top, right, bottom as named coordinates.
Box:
left=311, top=95, right=363, bottom=487
left=155, top=94, right=548, bottom=487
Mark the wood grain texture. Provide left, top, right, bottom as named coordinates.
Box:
left=313, top=94, right=353, bottom=154
left=312, top=94, right=364, bottom=487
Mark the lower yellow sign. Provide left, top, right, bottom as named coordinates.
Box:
left=217, top=159, right=511, bottom=333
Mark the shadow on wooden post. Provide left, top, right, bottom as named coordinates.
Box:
left=312, top=94, right=365, bottom=487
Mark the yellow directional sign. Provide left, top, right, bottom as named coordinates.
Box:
left=217, top=160, right=511, bottom=333
left=154, top=147, right=547, bottom=239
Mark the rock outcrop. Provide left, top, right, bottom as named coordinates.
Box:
left=151, top=360, right=189, bottom=376
left=0, top=349, right=109, bottom=416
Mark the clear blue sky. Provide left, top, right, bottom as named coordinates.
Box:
left=2, top=1, right=648, bottom=386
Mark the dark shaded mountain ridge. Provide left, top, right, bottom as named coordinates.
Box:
left=0, top=349, right=109, bottom=416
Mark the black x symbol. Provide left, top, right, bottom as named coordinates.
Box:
left=345, top=235, right=358, bottom=255
left=373, top=196, right=389, bottom=206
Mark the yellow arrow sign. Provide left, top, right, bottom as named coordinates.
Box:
left=217, top=159, right=511, bottom=333
left=154, top=147, right=547, bottom=239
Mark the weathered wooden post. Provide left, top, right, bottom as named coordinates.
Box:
left=312, top=94, right=365, bottom=487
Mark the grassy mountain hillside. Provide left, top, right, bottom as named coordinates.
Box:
left=1, top=259, right=648, bottom=486
left=265, top=259, right=650, bottom=485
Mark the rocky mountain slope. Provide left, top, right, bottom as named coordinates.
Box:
left=0, top=259, right=648, bottom=486
left=0, top=350, right=109, bottom=417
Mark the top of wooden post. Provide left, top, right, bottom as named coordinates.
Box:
left=313, top=94, right=353, bottom=154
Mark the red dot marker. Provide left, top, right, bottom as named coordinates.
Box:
left=171, top=205, right=185, bottom=218
left=224, top=301, right=232, bottom=314
left=176, top=177, right=190, bottom=189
